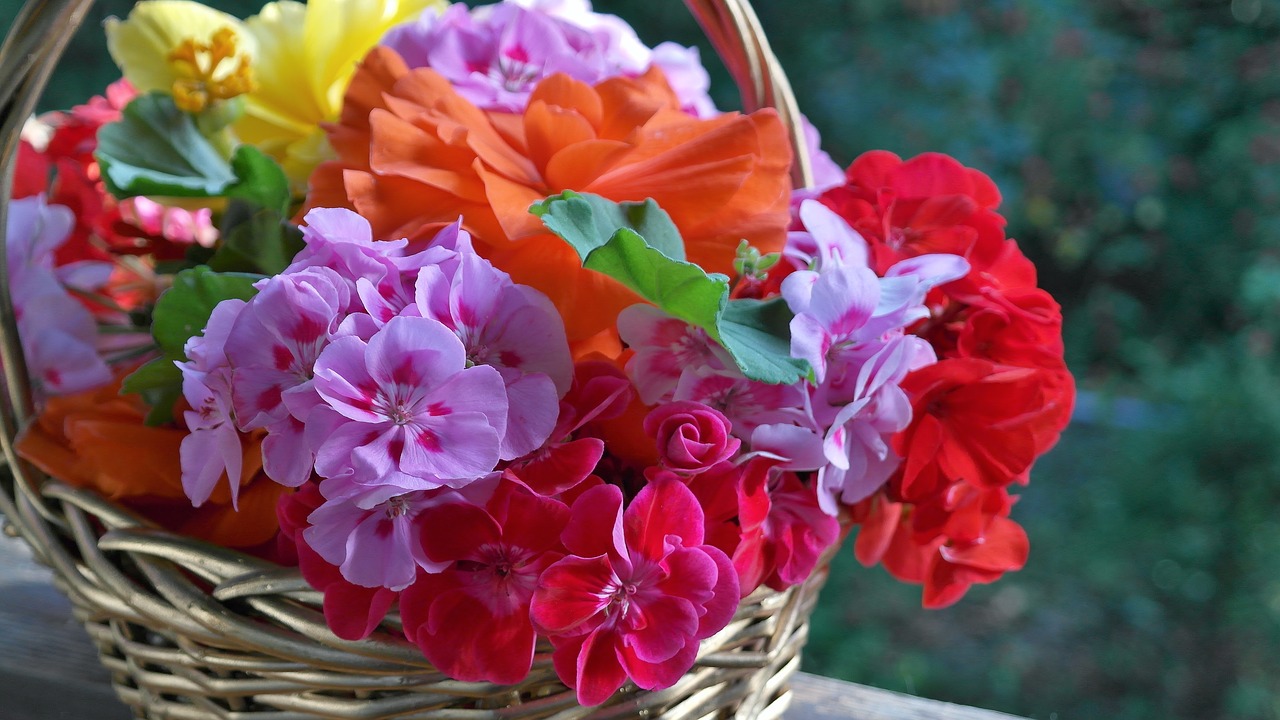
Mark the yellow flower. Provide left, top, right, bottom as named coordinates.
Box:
left=106, top=1, right=257, bottom=111
left=235, top=0, right=445, bottom=190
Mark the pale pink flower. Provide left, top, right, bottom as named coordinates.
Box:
left=310, top=315, right=509, bottom=497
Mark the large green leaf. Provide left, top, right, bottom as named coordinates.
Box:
left=96, top=93, right=238, bottom=199
left=585, top=227, right=727, bottom=333
left=96, top=93, right=289, bottom=214
left=531, top=191, right=686, bottom=262
left=718, top=298, right=811, bottom=385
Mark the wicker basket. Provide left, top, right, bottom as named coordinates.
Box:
left=0, top=1, right=823, bottom=718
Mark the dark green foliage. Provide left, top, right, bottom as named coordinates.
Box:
left=4, top=0, right=1280, bottom=717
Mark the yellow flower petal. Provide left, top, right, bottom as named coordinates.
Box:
left=105, top=1, right=255, bottom=96
left=236, top=0, right=445, bottom=190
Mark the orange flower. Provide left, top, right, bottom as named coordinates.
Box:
left=307, top=46, right=793, bottom=344
left=15, top=372, right=286, bottom=549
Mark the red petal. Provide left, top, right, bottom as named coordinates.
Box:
left=418, top=586, right=536, bottom=684
left=625, top=475, right=705, bottom=561
left=530, top=555, right=614, bottom=634
left=418, top=501, right=501, bottom=564
left=561, top=484, right=626, bottom=559
left=574, top=630, right=629, bottom=706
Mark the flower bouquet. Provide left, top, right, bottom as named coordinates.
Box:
left=0, top=0, right=1074, bottom=717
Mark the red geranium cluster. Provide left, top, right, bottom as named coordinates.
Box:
left=819, top=151, right=1074, bottom=608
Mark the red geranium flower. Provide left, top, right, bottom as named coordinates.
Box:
left=401, top=482, right=570, bottom=684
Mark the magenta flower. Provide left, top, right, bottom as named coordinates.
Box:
left=530, top=478, right=739, bottom=706
left=643, top=400, right=740, bottom=475
left=402, top=482, right=570, bottom=683
left=310, top=315, right=509, bottom=495
left=733, top=459, right=841, bottom=594
left=278, top=483, right=399, bottom=639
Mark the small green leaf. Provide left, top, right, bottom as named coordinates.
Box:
left=208, top=203, right=304, bottom=275
left=718, top=298, right=810, bottom=385
left=531, top=191, right=685, bottom=262
left=141, top=385, right=184, bottom=426
left=151, top=266, right=263, bottom=354
left=226, top=145, right=290, bottom=216
left=96, top=93, right=238, bottom=199
left=585, top=228, right=727, bottom=333
left=120, top=356, right=183, bottom=394
left=121, top=266, right=262, bottom=425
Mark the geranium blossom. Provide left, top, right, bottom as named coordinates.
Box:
left=381, top=0, right=716, bottom=115
left=310, top=315, right=509, bottom=495
left=530, top=478, right=738, bottom=705
left=402, top=482, right=570, bottom=683
left=5, top=195, right=111, bottom=398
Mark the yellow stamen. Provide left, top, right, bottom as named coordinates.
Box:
left=166, top=27, right=256, bottom=114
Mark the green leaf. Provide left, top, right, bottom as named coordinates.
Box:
left=585, top=228, right=727, bottom=333
left=96, top=93, right=238, bottom=199
left=140, top=385, right=184, bottom=427
left=535, top=193, right=810, bottom=385
left=96, top=94, right=291, bottom=216
left=226, top=145, right=290, bottom=216
left=718, top=298, right=810, bottom=385
left=120, top=267, right=263, bottom=425
left=531, top=191, right=685, bottom=262
left=208, top=204, right=304, bottom=275
left=151, top=266, right=262, bottom=354
left=120, top=356, right=183, bottom=394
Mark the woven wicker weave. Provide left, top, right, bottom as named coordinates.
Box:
left=0, top=1, right=823, bottom=718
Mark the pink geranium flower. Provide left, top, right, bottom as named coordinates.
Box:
left=414, top=250, right=571, bottom=459
left=617, top=304, right=733, bottom=405
left=402, top=482, right=570, bottom=683
left=530, top=477, right=738, bottom=706
left=179, top=298, right=248, bottom=507
left=310, top=315, right=509, bottom=496
left=381, top=0, right=717, bottom=115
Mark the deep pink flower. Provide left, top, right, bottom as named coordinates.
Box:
left=530, top=478, right=738, bottom=706
left=643, top=400, right=740, bottom=475
left=401, top=482, right=569, bottom=683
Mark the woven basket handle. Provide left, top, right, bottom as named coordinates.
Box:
left=0, top=0, right=812, bottom=541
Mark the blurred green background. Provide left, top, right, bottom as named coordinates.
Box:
left=4, top=0, right=1280, bottom=718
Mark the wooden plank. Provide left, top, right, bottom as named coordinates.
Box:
left=0, top=534, right=1026, bottom=720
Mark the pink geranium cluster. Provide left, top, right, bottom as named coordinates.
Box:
left=381, top=0, right=717, bottom=116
